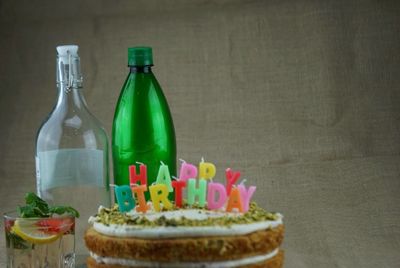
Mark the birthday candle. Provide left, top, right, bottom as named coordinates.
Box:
left=226, top=187, right=244, bottom=213
left=187, top=178, right=207, bottom=207
left=132, top=184, right=148, bottom=213
left=149, top=184, right=173, bottom=212
left=225, top=168, right=241, bottom=195
left=179, top=162, right=198, bottom=182
left=129, top=164, right=147, bottom=186
left=237, top=185, right=256, bottom=212
left=207, top=182, right=227, bottom=210
left=115, top=185, right=135, bottom=212
left=155, top=163, right=173, bottom=192
left=172, top=179, right=186, bottom=207
left=199, top=160, right=216, bottom=180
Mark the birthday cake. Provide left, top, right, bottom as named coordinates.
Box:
left=84, top=161, right=284, bottom=268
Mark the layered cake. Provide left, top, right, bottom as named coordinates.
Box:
left=84, top=161, right=284, bottom=267
left=85, top=203, right=284, bottom=268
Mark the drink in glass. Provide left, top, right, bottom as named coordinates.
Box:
left=4, top=212, right=75, bottom=268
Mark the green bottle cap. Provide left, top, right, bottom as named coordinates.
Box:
left=128, top=47, right=153, bottom=66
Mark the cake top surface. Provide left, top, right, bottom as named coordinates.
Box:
left=90, top=202, right=281, bottom=228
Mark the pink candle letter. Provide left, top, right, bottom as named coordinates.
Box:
left=238, top=185, right=256, bottom=212
left=179, top=162, right=198, bottom=182
left=207, top=182, right=228, bottom=210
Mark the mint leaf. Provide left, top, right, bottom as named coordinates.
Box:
left=25, top=192, right=42, bottom=205
left=18, top=205, right=36, bottom=218
left=49, top=206, right=80, bottom=218
left=18, top=192, right=79, bottom=218
left=24, top=192, right=49, bottom=215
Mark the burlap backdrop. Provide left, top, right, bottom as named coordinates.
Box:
left=0, top=0, right=399, bottom=267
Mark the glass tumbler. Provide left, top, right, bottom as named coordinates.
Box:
left=4, top=212, right=75, bottom=268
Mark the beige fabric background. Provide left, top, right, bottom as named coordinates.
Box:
left=1, top=0, right=399, bottom=267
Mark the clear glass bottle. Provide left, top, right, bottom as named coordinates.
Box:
left=35, top=45, right=110, bottom=266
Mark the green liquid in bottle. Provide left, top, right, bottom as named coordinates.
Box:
left=112, top=47, right=176, bottom=199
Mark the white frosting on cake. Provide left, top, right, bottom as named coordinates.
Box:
left=90, top=207, right=283, bottom=239
left=90, top=248, right=280, bottom=267
left=127, top=207, right=241, bottom=221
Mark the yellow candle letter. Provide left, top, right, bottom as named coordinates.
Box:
left=149, top=184, right=173, bottom=212
left=199, top=162, right=216, bottom=180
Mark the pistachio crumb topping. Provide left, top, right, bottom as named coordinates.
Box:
left=92, top=202, right=279, bottom=227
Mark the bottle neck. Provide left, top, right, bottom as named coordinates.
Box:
left=56, top=84, right=87, bottom=110
left=56, top=53, right=87, bottom=110
left=57, top=54, right=83, bottom=88
left=129, top=65, right=153, bottom=73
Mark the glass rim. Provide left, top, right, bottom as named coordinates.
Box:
left=3, top=211, right=76, bottom=220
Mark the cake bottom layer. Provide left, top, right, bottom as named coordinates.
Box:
left=87, top=250, right=284, bottom=268
left=85, top=226, right=284, bottom=262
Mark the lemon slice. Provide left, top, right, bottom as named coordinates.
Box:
left=11, top=219, right=61, bottom=244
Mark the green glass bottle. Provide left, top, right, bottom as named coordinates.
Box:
left=112, top=47, right=176, bottom=198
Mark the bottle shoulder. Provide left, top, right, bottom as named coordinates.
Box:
left=39, top=107, right=106, bottom=130
left=36, top=109, right=108, bottom=152
left=117, top=72, right=169, bottom=104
